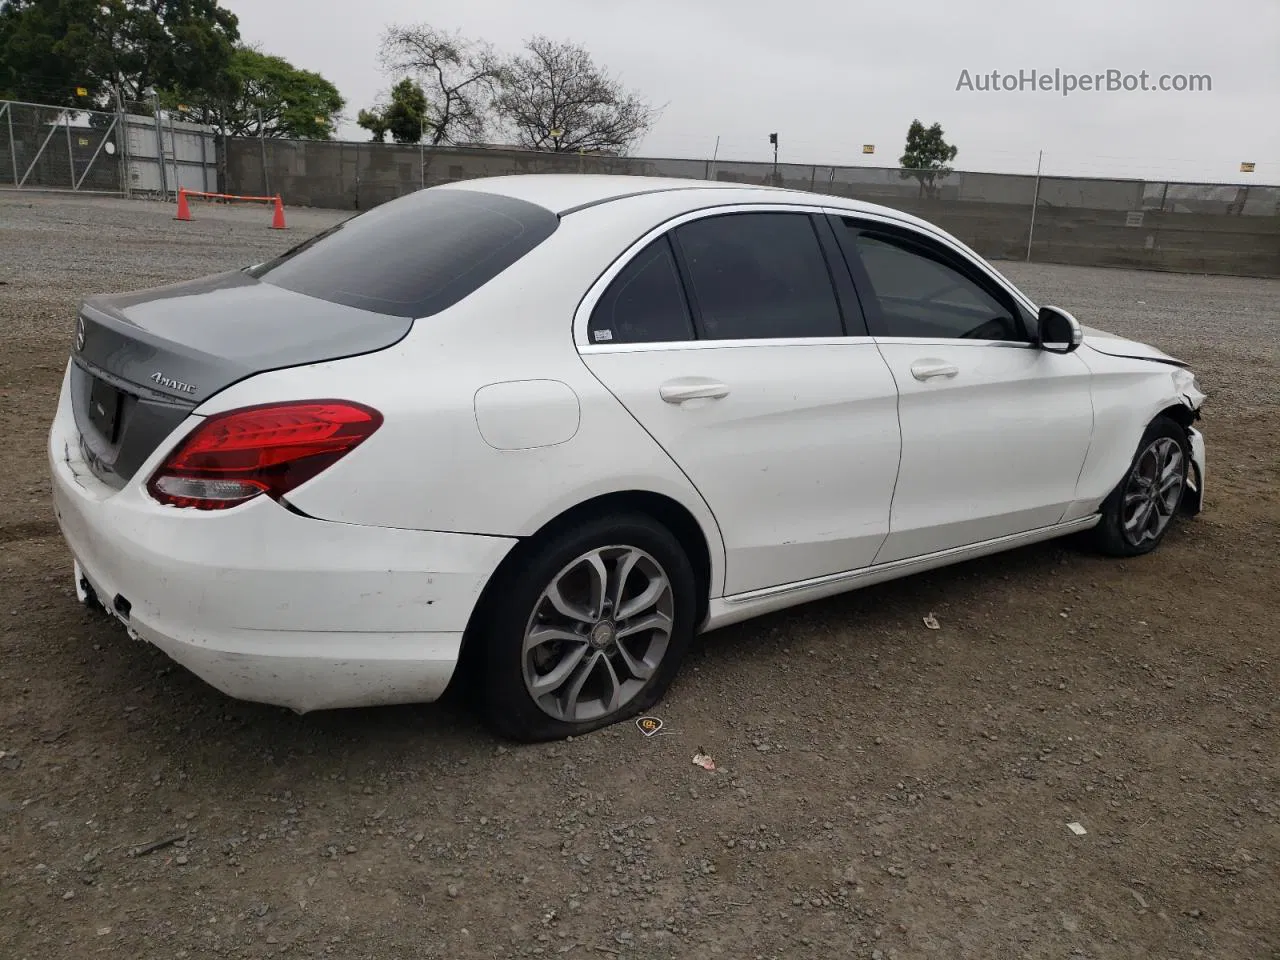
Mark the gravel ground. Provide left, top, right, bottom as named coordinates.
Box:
left=1, top=193, right=1278, bottom=960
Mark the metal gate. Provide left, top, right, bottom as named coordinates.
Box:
left=0, top=99, right=216, bottom=198
left=0, top=100, right=124, bottom=192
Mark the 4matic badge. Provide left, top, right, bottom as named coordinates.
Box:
left=150, top=371, right=198, bottom=394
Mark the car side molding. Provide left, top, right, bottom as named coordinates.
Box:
left=701, top=515, right=1103, bottom=632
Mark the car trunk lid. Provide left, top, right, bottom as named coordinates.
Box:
left=70, top=269, right=412, bottom=489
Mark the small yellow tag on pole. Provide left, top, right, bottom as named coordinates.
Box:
left=75, top=86, right=88, bottom=97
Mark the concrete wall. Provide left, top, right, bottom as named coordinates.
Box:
left=223, top=137, right=1280, bottom=279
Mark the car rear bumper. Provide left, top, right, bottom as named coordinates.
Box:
left=47, top=365, right=516, bottom=712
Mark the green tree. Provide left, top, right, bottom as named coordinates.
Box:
left=899, top=119, right=958, bottom=199
left=0, top=0, right=239, bottom=107
left=357, top=77, right=428, bottom=144
left=0, top=0, right=106, bottom=105
left=169, top=46, right=344, bottom=139
left=356, top=107, right=390, bottom=142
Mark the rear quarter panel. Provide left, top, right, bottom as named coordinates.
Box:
left=189, top=194, right=738, bottom=595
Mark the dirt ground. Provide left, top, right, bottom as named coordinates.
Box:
left=1, top=193, right=1277, bottom=960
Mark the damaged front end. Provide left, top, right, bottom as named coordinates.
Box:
left=1170, top=367, right=1207, bottom=516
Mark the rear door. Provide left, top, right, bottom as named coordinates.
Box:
left=828, top=213, right=1095, bottom=563
left=577, top=206, right=903, bottom=597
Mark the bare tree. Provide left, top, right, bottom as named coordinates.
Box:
left=376, top=24, right=503, bottom=145
left=494, top=36, right=659, bottom=154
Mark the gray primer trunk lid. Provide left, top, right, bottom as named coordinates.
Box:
left=71, top=268, right=412, bottom=489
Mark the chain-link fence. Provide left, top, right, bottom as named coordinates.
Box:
left=0, top=99, right=218, bottom=198
left=222, top=137, right=1280, bottom=277
left=0, top=100, right=125, bottom=192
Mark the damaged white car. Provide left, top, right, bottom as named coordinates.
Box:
left=48, top=174, right=1207, bottom=741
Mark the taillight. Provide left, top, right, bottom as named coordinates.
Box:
left=146, top=400, right=383, bottom=510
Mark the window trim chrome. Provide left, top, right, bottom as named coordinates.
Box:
left=579, top=335, right=879, bottom=355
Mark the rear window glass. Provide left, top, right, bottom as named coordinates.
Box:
left=247, top=188, right=559, bottom=318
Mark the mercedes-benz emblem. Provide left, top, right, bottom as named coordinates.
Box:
left=74, top=316, right=86, bottom=352
left=589, top=621, right=616, bottom=649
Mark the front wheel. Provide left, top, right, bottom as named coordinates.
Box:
left=478, top=514, right=698, bottom=742
left=1090, top=416, right=1190, bottom=557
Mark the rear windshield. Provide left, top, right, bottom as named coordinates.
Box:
left=247, top=188, right=559, bottom=318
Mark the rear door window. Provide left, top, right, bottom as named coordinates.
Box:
left=673, top=212, right=845, bottom=340
left=248, top=189, right=559, bottom=318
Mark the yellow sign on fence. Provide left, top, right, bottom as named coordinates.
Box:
left=75, top=86, right=88, bottom=97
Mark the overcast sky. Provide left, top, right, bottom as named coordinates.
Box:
left=222, top=0, right=1279, bottom=183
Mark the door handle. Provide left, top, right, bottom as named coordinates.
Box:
left=909, top=360, right=959, bottom=382
left=659, top=377, right=730, bottom=403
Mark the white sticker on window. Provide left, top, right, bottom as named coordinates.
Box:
left=593, top=329, right=614, bottom=342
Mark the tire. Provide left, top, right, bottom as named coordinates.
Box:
left=477, top=513, right=698, bottom=742
left=1090, top=415, right=1190, bottom=557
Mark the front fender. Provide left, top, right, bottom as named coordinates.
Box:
left=1066, top=346, right=1206, bottom=518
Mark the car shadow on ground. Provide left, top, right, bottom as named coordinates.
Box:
left=29, top=525, right=1142, bottom=784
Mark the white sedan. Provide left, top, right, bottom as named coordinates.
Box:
left=48, top=174, right=1207, bottom=741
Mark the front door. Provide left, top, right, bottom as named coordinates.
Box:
left=833, top=217, right=1095, bottom=564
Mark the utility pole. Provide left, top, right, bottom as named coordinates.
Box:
left=114, top=82, right=131, bottom=199
left=152, top=90, right=168, bottom=199
left=769, top=132, right=778, bottom=183
left=258, top=107, right=270, bottom=196
left=1025, top=149, right=1043, bottom=262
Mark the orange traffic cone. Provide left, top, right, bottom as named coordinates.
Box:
left=174, top=188, right=191, bottom=221
left=270, top=195, right=286, bottom=230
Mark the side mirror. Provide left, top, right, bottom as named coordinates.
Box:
left=1038, top=306, right=1083, bottom=354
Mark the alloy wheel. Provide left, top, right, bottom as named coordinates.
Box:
left=522, top=545, right=674, bottom=723
left=1121, top=436, right=1185, bottom=547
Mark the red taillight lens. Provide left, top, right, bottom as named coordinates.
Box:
left=146, top=400, right=383, bottom=510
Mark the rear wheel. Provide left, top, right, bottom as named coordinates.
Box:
left=478, top=514, right=697, bottom=742
left=1090, top=416, right=1189, bottom=557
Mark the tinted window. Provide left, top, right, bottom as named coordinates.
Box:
left=674, top=213, right=844, bottom=340
left=247, top=188, right=559, bottom=318
left=588, top=237, right=694, bottom=344
left=847, top=229, right=1025, bottom=341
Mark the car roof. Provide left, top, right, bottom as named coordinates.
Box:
left=442, top=172, right=936, bottom=229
